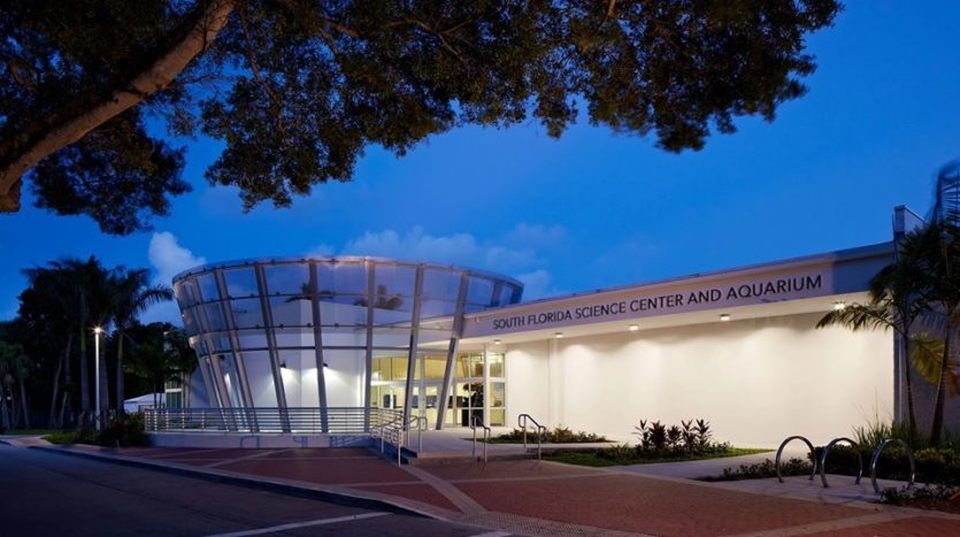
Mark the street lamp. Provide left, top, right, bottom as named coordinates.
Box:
left=93, top=326, right=102, bottom=431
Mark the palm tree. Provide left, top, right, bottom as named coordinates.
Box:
left=914, top=221, right=960, bottom=445
left=23, top=256, right=115, bottom=427
left=110, top=268, right=173, bottom=413
left=17, top=268, right=75, bottom=427
left=817, top=229, right=932, bottom=443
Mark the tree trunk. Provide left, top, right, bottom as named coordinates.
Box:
left=116, top=331, right=125, bottom=415
left=930, top=330, right=951, bottom=445
left=0, top=0, right=236, bottom=212
left=18, top=376, right=30, bottom=429
left=48, top=334, right=70, bottom=429
left=901, top=335, right=918, bottom=443
left=98, top=339, right=109, bottom=424
left=78, top=322, right=89, bottom=419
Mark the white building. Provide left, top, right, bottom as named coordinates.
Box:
left=170, top=207, right=942, bottom=447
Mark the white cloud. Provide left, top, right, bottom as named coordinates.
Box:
left=304, top=224, right=570, bottom=301
left=149, top=231, right=207, bottom=287
left=342, top=226, right=482, bottom=265
left=140, top=232, right=207, bottom=326
left=305, top=242, right=335, bottom=257
left=515, top=269, right=567, bottom=300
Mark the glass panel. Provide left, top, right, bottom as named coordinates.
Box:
left=236, top=329, right=268, bottom=350
left=203, top=303, right=226, bottom=331
left=372, top=355, right=408, bottom=382
left=500, top=283, right=523, bottom=306
left=229, top=298, right=264, bottom=328
left=275, top=327, right=313, bottom=348
left=370, top=328, right=411, bottom=349
left=263, top=263, right=311, bottom=296
left=222, top=267, right=259, bottom=298
left=211, top=333, right=232, bottom=353
left=421, top=355, right=447, bottom=380
left=320, top=323, right=367, bottom=347
left=318, top=299, right=367, bottom=327
left=490, top=382, right=505, bottom=407
left=326, top=261, right=368, bottom=295
left=197, top=273, right=220, bottom=302
left=488, top=353, right=504, bottom=378
left=321, top=348, right=366, bottom=406
left=269, top=297, right=308, bottom=327
left=467, top=276, right=495, bottom=306
left=420, top=299, right=457, bottom=318
left=238, top=350, right=278, bottom=407
left=422, top=269, right=460, bottom=300
left=181, top=308, right=200, bottom=336
left=456, top=353, right=484, bottom=378
left=373, top=264, right=417, bottom=296
left=176, top=279, right=200, bottom=307
left=371, top=303, right=411, bottom=325
left=220, top=354, right=244, bottom=407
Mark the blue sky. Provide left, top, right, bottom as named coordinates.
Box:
left=1, top=1, right=958, bottom=325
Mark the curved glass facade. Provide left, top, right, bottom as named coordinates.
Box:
left=173, top=256, right=522, bottom=431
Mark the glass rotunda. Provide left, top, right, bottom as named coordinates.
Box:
left=173, top=256, right=523, bottom=432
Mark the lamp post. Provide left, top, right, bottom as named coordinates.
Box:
left=93, top=326, right=102, bottom=431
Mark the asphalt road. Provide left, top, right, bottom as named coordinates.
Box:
left=0, top=444, right=505, bottom=537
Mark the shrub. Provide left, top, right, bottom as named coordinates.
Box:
left=701, top=457, right=813, bottom=482
left=633, top=418, right=726, bottom=457
left=489, top=426, right=608, bottom=444
left=98, top=412, right=150, bottom=447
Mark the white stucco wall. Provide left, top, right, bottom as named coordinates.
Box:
left=505, top=311, right=892, bottom=448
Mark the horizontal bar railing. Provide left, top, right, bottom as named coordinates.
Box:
left=145, top=407, right=402, bottom=435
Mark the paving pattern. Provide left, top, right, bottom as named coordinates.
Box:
left=6, top=437, right=960, bottom=536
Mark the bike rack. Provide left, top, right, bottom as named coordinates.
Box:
left=518, top=413, right=548, bottom=460
left=774, top=435, right=818, bottom=483
left=870, top=438, right=915, bottom=493
left=819, top=436, right=862, bottom=488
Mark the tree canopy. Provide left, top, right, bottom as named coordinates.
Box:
left=1, top=0, right=841, bottom=234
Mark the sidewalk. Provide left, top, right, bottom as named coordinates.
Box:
left=6, top=432, right=960, bottom=536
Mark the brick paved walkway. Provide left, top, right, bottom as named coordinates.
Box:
left=18, top=442, right=959, bottom=537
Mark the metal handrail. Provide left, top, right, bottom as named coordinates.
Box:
left=870, top=438, right=915, bottom=493
left=819, top=436, right=862, bottom=488
left=518, top=413, right=547, bottom=460
left=470, top=414, right=491, bottom=463
left=405, top=415, right=427, bottom=454
left=144, top=406, right=393, bottom=434
left=774, top=435, right=818, bottom=483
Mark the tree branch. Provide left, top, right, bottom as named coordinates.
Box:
left=0, top=0, right=235, bottom=213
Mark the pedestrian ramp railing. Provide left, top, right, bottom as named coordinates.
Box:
left=372, top=413, right=427, bottom=466
left=776, top=434, right=916, bottom=493
left=518, top=413, right=548, bottom=460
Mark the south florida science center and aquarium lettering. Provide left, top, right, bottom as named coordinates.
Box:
left=490, top=273, right=824, bottom=331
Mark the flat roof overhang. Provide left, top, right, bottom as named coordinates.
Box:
left=455, top=241, right=894, bottom=349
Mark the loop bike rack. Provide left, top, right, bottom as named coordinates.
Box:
left=775, top=435, right=819, bottom=483
left=870, top=438, right=915, bottom=493
left=819, top=437, right=861, bottom=488
left=777, top=435, right=915, bottom=492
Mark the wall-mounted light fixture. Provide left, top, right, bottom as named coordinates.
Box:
left=554, top=332, right=564, bottom=339
left=719, top=313, right=731, bottom=322
left=493, top=339, right=502, bottom=345
left=628, top=324, right=639, bottom=332
left=833, top=301, right=846, bottom=311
